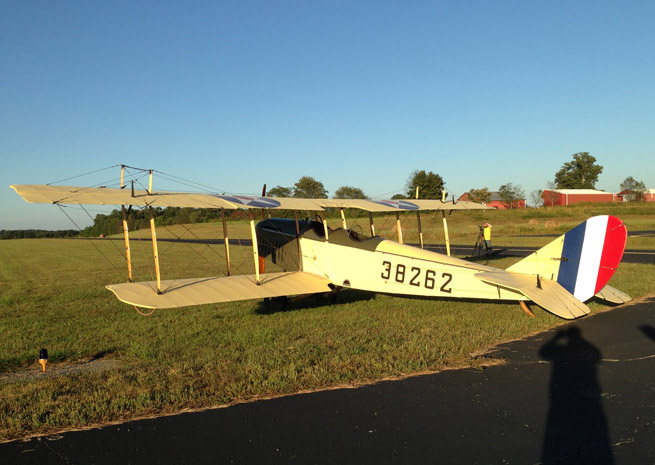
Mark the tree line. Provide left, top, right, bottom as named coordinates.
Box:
left=0, top=229, right=80, bottom=239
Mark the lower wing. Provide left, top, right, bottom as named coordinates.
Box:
left=106, top=271, right=333, bottom=309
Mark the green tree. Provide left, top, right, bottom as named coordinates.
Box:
left=293, top=176, right=328, bottom=199
left=267, top=186, right=293, bottom=198
left=467, top=187, right=491, bottom=204
left=406, top=170, right=445, bottom=199
left=498, top=183, right=525, bottom=209
left=554, top=152, right=603, bottom=189
left=391, top=193, right=406, bottom=200
left=620, top=176, right=646, bottom=202
left=334, top=186, right=367, bottom=199
left=530, top=189, right=544, bottom=208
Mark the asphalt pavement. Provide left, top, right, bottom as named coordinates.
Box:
left=2, top=296, right=654, bottom=464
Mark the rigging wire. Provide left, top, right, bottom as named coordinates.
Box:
left=56, top=205, right=122, bottom=273
left=123, top=167, right=152, bottom=193
left=47, top=165, right=121, bottom=186
left=370, top=187, right=407, bottom=199
left=154, top=169, right=227, bottom=194
left=79, top=204, right=127, bottom=262
left=174, top=222, right=225, bottom=261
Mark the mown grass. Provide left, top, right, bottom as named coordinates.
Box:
left=1, top=203, right=654, bottom=441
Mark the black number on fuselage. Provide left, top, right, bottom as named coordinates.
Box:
left=425, top=269, right=436, bottom=289
left=440, top=273, right=453, bottom=293
left=395, top=264, right=406, bottom=283
left=409, top=267, right=421, bottom=286
left=381, top=261, right=391, bottom=280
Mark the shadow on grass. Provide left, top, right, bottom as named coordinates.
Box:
left=89, top=347, right=119, bottom=361
left=254, top=289, right=376, bottom=315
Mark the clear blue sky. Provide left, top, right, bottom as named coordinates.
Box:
left=2, top=0, right=654, bottom=229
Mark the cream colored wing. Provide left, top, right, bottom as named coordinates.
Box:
left=10, top=185, right=491, bottom=212
left=106, top=271, right=333, bottom=309
left=476, top=270, right=590, bottom=319
left=10, top=185, right=324, bottom=210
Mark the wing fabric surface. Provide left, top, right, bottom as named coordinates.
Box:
left=10, top=185, right=491, bottom=212
left=106, top=271, right=333, bottom=309
left=476, top=271, right=590, bottom=319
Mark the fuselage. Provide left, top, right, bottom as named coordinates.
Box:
left=257, top=219, right=525, bottom=302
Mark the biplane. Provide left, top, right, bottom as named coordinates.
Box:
left=10, top=168, right=631, bottom=320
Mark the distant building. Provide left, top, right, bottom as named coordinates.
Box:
left=616, top=188, right=655, bottom=202
left=458, top=191, right=526, bottom=209
left=541, top=189, right=616, bottom=206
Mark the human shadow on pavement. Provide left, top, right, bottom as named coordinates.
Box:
left=639, top=324, right=655, bottom=342
left=539, top=327, right=614, bottom=464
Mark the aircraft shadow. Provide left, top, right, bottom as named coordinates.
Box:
left=254, top=289, right=376, bottom=315
left=539, top=326, right=614, bottom=464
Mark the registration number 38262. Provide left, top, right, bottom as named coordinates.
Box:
left=380, top=261, right=453, bottom=293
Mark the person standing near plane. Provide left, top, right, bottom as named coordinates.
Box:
left=483, top=223, right=493, bottom=253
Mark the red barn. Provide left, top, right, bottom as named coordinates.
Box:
left=458, top=191, right=526, bottom=209
left=541, top=189, right=616, bottom=206
left=617, top=188, right=655, bottom=202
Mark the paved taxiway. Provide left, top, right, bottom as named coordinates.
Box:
left=2, top=295, right=654, bottom=464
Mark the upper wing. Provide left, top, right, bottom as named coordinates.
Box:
left=476, top=270, right=590, bottom=319
left=106, top=271, right=333, bottom=309
left=10, top=184, right=492, bottom=212
left=10, top=184, right=324, bottom=211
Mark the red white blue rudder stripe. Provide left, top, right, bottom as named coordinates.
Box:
left=556, top=215, right=627, bottom=302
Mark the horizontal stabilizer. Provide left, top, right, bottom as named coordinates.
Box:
left=106, top=271, right=333, bottom=309
left=595, top=285, right=632, bottom=304
left=476, top=271, right=590, bottom=319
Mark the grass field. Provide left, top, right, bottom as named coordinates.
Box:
left=1, top=203, right=654, bottom=441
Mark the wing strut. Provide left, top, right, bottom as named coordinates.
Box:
left=148, top=206, right=162, bottom=293
left=294, top=210, right=303, bottom=271
left=368, top=212, right=376, bottom=237
left=121, top=205, right=134, bottom=282
left=248, top=209, right=261, bottom=284
left=221, top=208, right=231, bottom=276
left=442, top=211, right=451, bottom=256
left=321, top=212, right=329, bottom=241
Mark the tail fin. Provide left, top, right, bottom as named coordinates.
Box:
left=507, top=215, right=627, bottom=302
